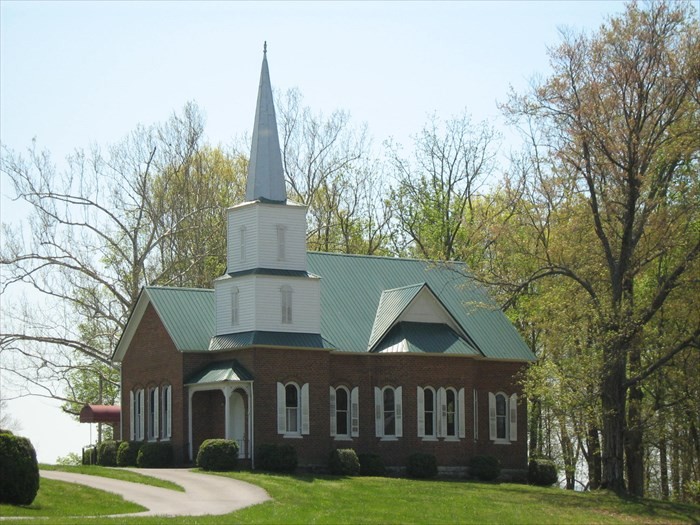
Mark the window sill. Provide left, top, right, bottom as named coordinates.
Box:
left=334, top=436, right=353, bottom=441
left=493, top=439, right=511, bottom=445
left=421, top=437, right=438, bottom=442
left=443, top=437, right=460, bottom=442
left=283, top=434, right=303, bottom=439
left=379, top=436, right=399, bottom=441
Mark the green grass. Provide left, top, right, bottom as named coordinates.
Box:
left=0, top=477, right=145, bottom=518
left=3, top=470, right=698, bottom=524
left=40, top=463, right=185, bottom=491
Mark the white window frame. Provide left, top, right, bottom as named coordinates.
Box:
left=240, top=226, right=247, bottom=261
left=417, top=386, right=437, bottom=440
left=277, top=225, right=286, bottom=261
left=148, top=386, right=159, bottom=441
left=277, top=382, right=309, bottom=437
left=374, top=386, right=402, bottom=439
left=131, top=388, right=145, bottom=441
left=443, top=387, right=465, bottom=440
left=281, top=285, right=293, bottom=325
left=161, top=384, right=172, bottom=440
left=488, top=392, right=517, bottom=444
left=330, top=386, right=359, bottom=439
left=231, top=287, right=240, bottom=326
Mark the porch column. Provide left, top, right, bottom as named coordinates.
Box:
left=223, top=386, right=234, bottom=440
left=188, top=388, right=194, bottom=462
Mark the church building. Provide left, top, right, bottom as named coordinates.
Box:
left=112, top=47, right=535, bottom=476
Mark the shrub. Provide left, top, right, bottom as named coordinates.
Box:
left=137, top=442, right=174, bottom=468
left=197, top=439, right=239, bottom=471
left=0, top=432, right=40, bottom=505
left=358, top=453, right=385, bottom=476
left=406, top=452, right=438, bottom=479
left=528, top=457, right=558, bottom=486
left=82, top=445, right=97, bottom=465
left=329, top=448, right=360, bottom=476
left=256, top=443, right=297, bottom=473
left=116, top=441, right=141, bottom=467
left=97, top=440, right=120, bottom=467
left=470, top=455, right=501, bottom=481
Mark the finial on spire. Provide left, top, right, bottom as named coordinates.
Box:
left=263, top=41, right=267, bottom=55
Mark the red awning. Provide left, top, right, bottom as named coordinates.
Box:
left=79, top=404, right=121, bottom=424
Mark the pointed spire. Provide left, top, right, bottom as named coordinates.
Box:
left=245, top=42, right=287, bottom=203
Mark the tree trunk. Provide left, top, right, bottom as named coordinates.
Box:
left=587, top=424, right=602, bottom=490
left=559, top=416, right=576, bottom=490
left=529, top=397, right=542, bottom=457
left=625, top=346, right=645, bottom=497
left=659, top=435, right=669, bottom=500
left=601, top=346, right=627, bottom=493
left=671, top=421, right=681, bottom=498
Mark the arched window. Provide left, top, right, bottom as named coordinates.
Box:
left=277, top=382, right=309, bottom=436
left=375, top=386, right=402, bottom=438
left=445, top=388, right=457, bottom=437
left=148, top=386, right=159, bottom=440
left=335, top=387, right=349, bottom=436
left=131, top=388, right=145, bottom=441
left=281, top=285, right=292, bottom=324
left=277, top=225, right=286, bottom=261
left=231, top=287, right=240, bottom=326
left=161, top=384, right=172, bottom=440
left=488, top=392, right=517, bottom=443
left=330, top=386, right=359, bottom=438
left=417, top=387, right=436, bottom=438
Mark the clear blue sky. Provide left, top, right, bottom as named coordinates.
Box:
left=1, top=0, right=626, bottom=462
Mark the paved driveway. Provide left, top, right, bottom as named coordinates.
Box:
left=40, top=468, right=271, bottom=517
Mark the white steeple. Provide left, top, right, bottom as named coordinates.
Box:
left=245, top=42, right=287, bottom=203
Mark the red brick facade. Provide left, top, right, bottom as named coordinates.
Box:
left=120, top=305, right=528, bottom=473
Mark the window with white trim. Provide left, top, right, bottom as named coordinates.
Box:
left=418, top=386, right=465, bottom=440
left=240, top=227, right=247, bottom=261
left=374, top=386, right=402, bottom=438
left=417, top=386, right=436, bottom=438
left=131, top=388, right=145, bottom=441
left=231, top=287, right=240, bottom=326
left=148, top=386, right=159, bottom=440
left=330, top=386, right=359, bottom=438
left=161, top=384, right=172, bottom=440
left=277, top=225, right=286, bottom=261
left=281, top=285, right=292, bottom=324
left=488, top=392, right=518, bottom=443
left=277, top=382, right=309, bottom=436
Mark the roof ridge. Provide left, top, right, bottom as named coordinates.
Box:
left=145, top=285, right=213, bottom=293
left=307, top=250, right=467, bottom=267
left=381, top=282, right=427, bottom=293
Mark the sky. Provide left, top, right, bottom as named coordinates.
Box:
left=0, top=0, right=628, bottom=463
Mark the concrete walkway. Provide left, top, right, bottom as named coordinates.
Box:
left=40, top=468, right=271, bottom=517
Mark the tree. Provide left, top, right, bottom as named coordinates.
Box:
left=388, top=111, right=500, bottom=261
left=0, top=102, right=246, bottom=413
left=504, top=1, right=700, bottom=495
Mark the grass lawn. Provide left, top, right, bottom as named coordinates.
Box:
left=4, top=469, right=697, bottom=524
left=40, top=464, right=184, bottom=491
left=0, top=477, right=145, bottom=518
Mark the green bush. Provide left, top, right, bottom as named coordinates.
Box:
left=406, top=452, right=438, bottom=479
left=116, top=441, right=141, bottom=467
left=137, top=442, right=174, bottom=468
left=358, top=453, right=385, bottom=476
left=97, top=440, right=120, bottom=467
left=0, top=432, right=40, bottom=505
left=82, top=445, right=97, bottom=465
left=329, top=448, right=360, bottom=476
left=470, top=455, right=501, bottom=481
left=528, top=457, right=558, bottom=486
left=197, top=439, right=239, bottom=471
left=256, top=443, right=297, bottom=473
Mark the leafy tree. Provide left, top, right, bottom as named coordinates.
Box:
left=504, top=1, right=700, bottom=495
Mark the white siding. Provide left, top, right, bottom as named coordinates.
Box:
left=257, top=204, right=307, bottom=271
left=401, top=287, right=462, bottom=334
left=215, top=275, right=257, bottom=335
left=253, top=276, right=321, bottom=333
left=227, top=204, right=258, bottom=272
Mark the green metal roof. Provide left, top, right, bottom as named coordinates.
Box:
left=209, top=331, right=330, bottom=351
left=307, top=252, right=535, bottom=361
left=186, top=359, right=253, bottom=385
left=367, top=283, right=424, bottom=351
left=374, top=322, right=481, bottom=355
left=145, top=287, right=214, bottom=351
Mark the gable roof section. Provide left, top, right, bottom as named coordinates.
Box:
left=209, top=331, right=331, bottom=351
left=186, top=359, right=253, bottom=385
left=112, top=286, right=214, bottom=362
left=367, top=283, right=424, bottom=351
left=307, top=252, right=535, bottom=361
left=375, top=322, right=481, bottom=355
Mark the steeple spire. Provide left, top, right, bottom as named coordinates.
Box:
left=245, top=42, right=286, bottom=203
